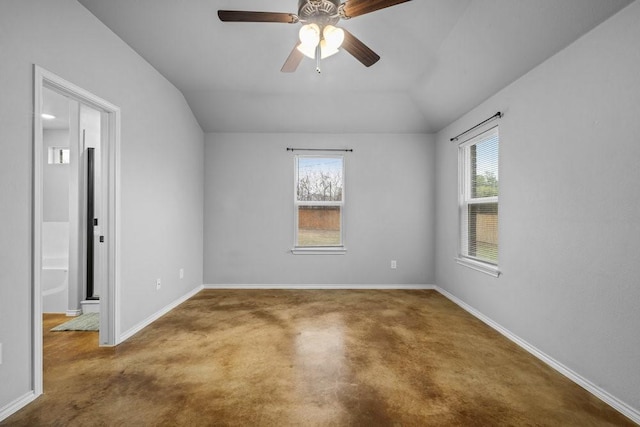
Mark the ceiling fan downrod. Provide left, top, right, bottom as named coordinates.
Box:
left=316, top=44, right=322, bottom=73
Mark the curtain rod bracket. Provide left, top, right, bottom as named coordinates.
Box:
left=450, top=112, right=503, bottom=142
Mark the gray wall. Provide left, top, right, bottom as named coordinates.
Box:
left=434, top=1, right=640, bottom=413
left=204, top=133, right=435, bottom=285
left=0, top=0, right=204, bottom=411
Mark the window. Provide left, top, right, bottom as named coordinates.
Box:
left=458, top=127, right=499, bottom=276
left=48, top=147, right=70, bottom=164
left=293, top=155, right=345, bottom=254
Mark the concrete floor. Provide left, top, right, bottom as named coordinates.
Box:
left=3, top=289, right=635, bottom=426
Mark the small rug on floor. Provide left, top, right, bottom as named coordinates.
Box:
left=51, top=313, right=99, bottom=331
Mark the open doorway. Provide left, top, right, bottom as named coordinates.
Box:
left=33, top=66, right=121, bottom=396
left=40, top=88, right=103, bottom=316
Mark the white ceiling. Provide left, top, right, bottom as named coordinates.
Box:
left=77, top=0, right=632, bottom=134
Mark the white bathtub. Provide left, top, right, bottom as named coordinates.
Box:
left=42, top=258, right=68, bottom=313
left=42, top=222, right=69, bottom=313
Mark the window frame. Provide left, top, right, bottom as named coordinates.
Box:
left=292, top=154, right=346, bottom=255
left=456, top=126, right=500, bottom=277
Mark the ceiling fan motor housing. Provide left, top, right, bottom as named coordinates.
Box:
left=298, top=0, right=341, bottom=26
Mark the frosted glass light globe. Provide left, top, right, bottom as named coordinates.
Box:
left=299, top=23, right=320, bottom=48
left=320, top=40, right=339, bottom=59
left=323, top=25, right=344, bottom=50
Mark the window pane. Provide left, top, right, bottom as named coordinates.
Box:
left=468, top=202, right=498, bottom=263
left=297, top=157, right=343, bottom=202
left=48, top=147, right=70, bottom=164
left=297, top=206, right=341, bottom=246
left=471, top=135, right=499, bottom=198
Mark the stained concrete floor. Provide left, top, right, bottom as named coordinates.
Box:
left=3, top=289, right=635, bottom=426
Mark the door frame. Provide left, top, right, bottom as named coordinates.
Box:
left=33, top=65, right=121, bottom=395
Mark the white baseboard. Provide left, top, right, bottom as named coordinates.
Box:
left=203, top=284, right=435, bottom=290
left=118, top=285, right=204, bottom=343
left=435, top=286, right=640, bottom=425
left=65, top=309, right=82, bottom=317
left=80, top=300, right=100, bottom=314
left=0, top=391, right=38, bottom=422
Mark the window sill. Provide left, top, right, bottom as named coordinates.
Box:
left=455, top=257, right=501, bottom=277
left=292, top=247, right=347, bottom=255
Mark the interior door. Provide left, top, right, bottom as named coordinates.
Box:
left=81, top=104, right=102, bottom=301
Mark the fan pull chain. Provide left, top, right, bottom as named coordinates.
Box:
left=315, top=44, right=321, bottom=73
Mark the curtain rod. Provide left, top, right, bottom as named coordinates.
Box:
left=286, top=148, right=353, bottom=152
left=450, top=112, right=503, bottom=142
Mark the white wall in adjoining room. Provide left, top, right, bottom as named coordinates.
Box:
left=434, top=1, right=640, bottom=415
left=0, top=0, right=204, bottom=413
left=43, top=130, right=70, bottom=222
left=204, top=133, right=435, bottom=286
left=42, top=129, right=71, bottom=314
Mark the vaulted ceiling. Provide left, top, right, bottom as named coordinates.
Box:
left=78, top=0, right=632, bottom=133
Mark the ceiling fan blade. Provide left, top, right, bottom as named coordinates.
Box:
left=217, top=10, right=298, bottom=24
left=341, top=0, right=411, bottom=18
left=341, top=29, right=380, bottom=67
left=281, top=42, right=304, bottom=73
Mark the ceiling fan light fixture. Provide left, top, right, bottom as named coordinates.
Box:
left=323, top=25, right=344, bottom=50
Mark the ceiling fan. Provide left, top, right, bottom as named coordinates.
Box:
left=218, top=0, right=411, bottom=73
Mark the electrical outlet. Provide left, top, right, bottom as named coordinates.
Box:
left=179, top=268, right=184, bottom=279
left=391, top=260, right=397, bottom=269
left=156, top=278, right=161, bottom=290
